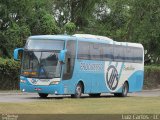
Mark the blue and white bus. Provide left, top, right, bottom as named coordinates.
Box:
left=14, top=34, right=144, bottom=98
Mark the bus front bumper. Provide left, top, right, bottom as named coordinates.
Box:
left=20, top=82, right=64, bottom=95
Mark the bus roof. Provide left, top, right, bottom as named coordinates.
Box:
left=28, top=34, right=143, bottom=48
left=28, top=35, right=75, bottom=41
left=74, top=34, right=143, bottom=48
left=73, top=34, right=113, bottom=42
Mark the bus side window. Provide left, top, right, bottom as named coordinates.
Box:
left=90, top=43, right=101, bottom=60
left=102, top=44, right=113, bottom=61
left=114, top=45, right=123, bottom=62
left=77, top=42, right=90, bottom=60
left=133, top=48, right=143, bottom=63
left=126, top=47, right=132, bottom=62
left=138, top=48, right=143, bottom=63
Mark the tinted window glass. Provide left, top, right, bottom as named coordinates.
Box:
left=125, top=47, right=143, bottom=63
left=114, top=45, right=124, bottom=62
left=77, top=41, right=143, bottom=63
left=78, top=42, right=90, bottom=59
left=125, top=47, right=133, bottom=62
left=90, top=43, right=101, bottom=60
left=102, top=44, right=113, bottom=61
left=133, top=48, right=143, bottom=63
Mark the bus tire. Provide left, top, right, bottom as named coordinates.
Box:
left=114, top=82, right=129, bottom=97
left=89, top=93, right=101, bottom=97
left=38, top=93, right=48, bottom=98
left=72, top=82, right=83, bottom=98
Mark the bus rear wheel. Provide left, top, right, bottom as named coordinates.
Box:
left=71, top=83, right=83, bottom=98
left=38, top=93, right=48, bottom=98
left=89, top=93, right=101, bottom=97
left=114, top=82, right=128, bottom=97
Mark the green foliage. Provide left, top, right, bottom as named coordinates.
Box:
left=0, top=58, right=20, bottom=90
left=30, top=11, right=59, bottom=35
left=0, top=0, right=160, bottom=62
left=40, top=14, right=59, bottom=34
left=3, top=23, right=30, bottom=57
left=0, top=0, right=59, bottom=57
left=29, top=8, right=60, bottom=35
left=123, top=0, right=160, bottom=57
left=53, top=0, right=97, bottom=30
left=144, top=66, right=160, bottom=89
left=64, top=22, right=76, bottom=35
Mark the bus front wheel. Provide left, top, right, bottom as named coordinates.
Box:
left=71, top=83, right=83, bottom=98
left=38, top=93, right=48, bottom=98
left=114, top=82, right=129, bottom=97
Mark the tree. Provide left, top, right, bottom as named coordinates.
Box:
left=29, top=9, right=59, bottom=35
left=64, top=22, right=76, bottom=35
left=53, top=0, right=97, bottom=30
left=0, top=0, right=59, bottom=57
left=1, top=0, right=160, bottom=64
left=127, top=0, right=160, bottom=63
left=89, top=0, right=131, bottom=40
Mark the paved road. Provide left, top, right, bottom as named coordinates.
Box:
left=0, top=89, right=159, bottom=103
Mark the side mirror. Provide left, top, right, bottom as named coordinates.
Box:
left=13, top=48, right=24, bottom=61
left=58, top=50, right=67, bottom=63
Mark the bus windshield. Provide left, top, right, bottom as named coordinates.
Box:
left=21, top=51, right=61, bottom=79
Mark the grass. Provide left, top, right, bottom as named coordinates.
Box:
left=0, top=90, right=20, bottom=93
left=0, top=97, right=160, bottom=114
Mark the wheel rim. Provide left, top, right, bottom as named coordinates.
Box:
left=123, top=83, right=128, bottom=96
left=76, top=85, right=82, bottom=97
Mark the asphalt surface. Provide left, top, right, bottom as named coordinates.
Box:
left=0, top=89, right=159, bottom=103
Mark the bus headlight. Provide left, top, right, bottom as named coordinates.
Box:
left=20, top=79, right=26, bottom=83
left=50, top=81, right=59, bottom=85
